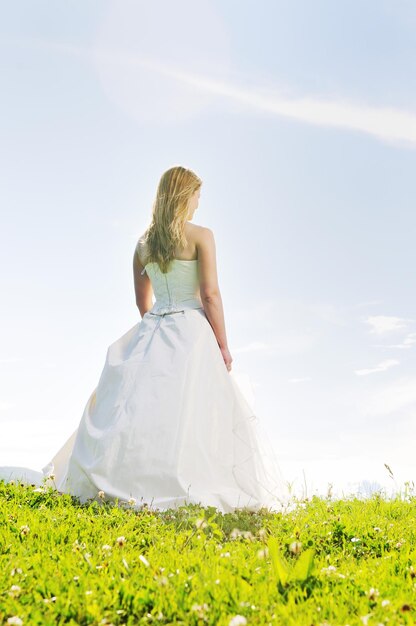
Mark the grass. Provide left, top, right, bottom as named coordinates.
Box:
left=1, top=478, right=416, bottom=625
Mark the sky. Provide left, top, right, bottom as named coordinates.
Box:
left=0, top=0, right=415, bottom=500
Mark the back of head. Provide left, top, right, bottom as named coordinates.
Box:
left=139, top=165, right=202, bottom=274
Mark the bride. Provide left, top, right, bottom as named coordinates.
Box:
left=0, top=166, right=290, bottom=513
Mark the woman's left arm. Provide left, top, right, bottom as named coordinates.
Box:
left=133, top=247, right=153, bottom=318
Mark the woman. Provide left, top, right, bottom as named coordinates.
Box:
left=133, top=169, right=232, bottom=371
left=0, top=166, right=290, bottom=513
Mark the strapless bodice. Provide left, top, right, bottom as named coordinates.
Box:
left=142, top=259, right=203, bottom=315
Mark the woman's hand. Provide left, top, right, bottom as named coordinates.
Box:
left=220, top=346, right=233, bottom=372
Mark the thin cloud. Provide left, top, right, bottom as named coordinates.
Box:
left=355, top=359, right=400, bottom=376
left=4, top=37, right=416, bottom=148
left=373, top=332, right=416, bottom=350
left=364, top=315, right=412, bottom=334
left=89, top=46, right=416, bottom=148
left=288, top=377, right=312, bottom=383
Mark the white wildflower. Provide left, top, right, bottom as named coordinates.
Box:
left=98, top=490, right=105, bottom=499
left=195, top=518, right=208, bottom=529
left=289, top=541, right=302, bottom=554
left=366, top=587, right=379, bottom=600
left=8, top=585, right=21, bottom=597
left=72, top=539, right=86, bottom=551
left=7, top=617, right=23, bottom=626
left=230, top=528, right=241, bottom=540
left=191, top=603, right=209, bottom=618
left=257, top=548, right=269, bottom=559
left=229, top=616, right=247, bottom=626
left=20, top=525, right=30, bottom=536
left=128, top=497, right=136, bottom=506
left=116, top=536, right=126, bottom=547
left=243, top=531, right=254, bottom=541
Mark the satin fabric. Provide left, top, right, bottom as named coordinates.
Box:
left=0, top=259, right=290, bottom=512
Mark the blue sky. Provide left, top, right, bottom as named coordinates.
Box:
left=1, top=1, right=415, bottom=498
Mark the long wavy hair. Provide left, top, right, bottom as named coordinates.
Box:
left=138, top=166, right=202, bottom=274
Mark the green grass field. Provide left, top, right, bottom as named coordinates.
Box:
left=1, top=478, right=416, bottom=625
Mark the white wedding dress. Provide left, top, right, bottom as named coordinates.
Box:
left=0, top=259, right=290, bottom=512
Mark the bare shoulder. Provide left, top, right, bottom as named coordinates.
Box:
left=184, top=222, right=206, bottom=235
left=135, top=232, right=149, bottom=266
left=193, top=224, right=218, bottom=294
left=186, top=222, right=214, bottom=246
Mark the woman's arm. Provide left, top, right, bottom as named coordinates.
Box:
left=133, top=246, right=153, bottom=318
left=197, top=227, right=233, bottom=370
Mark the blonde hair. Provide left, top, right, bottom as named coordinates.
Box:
left=138, top=165, right=202, bottom=274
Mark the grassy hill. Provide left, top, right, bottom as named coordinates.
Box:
left=1, top=480, right=416, bottom=625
